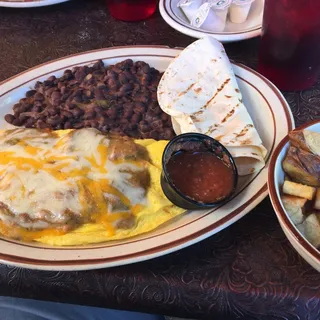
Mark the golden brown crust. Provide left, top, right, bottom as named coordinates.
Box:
left=289, top=130, right=309, bottom=152
left=282, top=146, right=320, bottom=187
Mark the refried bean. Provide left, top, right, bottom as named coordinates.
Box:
left=166, top=151, right=235, bottom=203
left=4, top=59, right=175, bottom=140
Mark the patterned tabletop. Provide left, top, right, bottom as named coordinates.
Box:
left=0, top=0, right=320, bottom=319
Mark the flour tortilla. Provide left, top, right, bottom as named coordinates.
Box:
left=158, top=36, right=267, bottom=176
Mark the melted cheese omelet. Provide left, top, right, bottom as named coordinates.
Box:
left=0, top=128, right=184, bottom=245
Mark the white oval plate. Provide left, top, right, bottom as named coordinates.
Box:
left=269, top=120, right=320, bottom=272
left=0, top=0, right=69, bottom=8
left=0, top=46, right=293, bottom=271
left=159, top=0, right=264, bottom=42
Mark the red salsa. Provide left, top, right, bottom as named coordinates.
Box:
left=166, top=151, right=235, bottom=203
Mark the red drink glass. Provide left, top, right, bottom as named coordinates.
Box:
left=257, top=0, right=320, bottom=91
left=106, top=0, right=158, bottom=21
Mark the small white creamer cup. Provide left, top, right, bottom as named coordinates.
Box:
left=191, top=1, right=230, bottom=32
left=209, top=0, right=232, bottom=26
left=177, top=0, right=203, bottom=23
left=191, top=3, right=222, bottom=31
left=229, top=0, right=255, bottom=24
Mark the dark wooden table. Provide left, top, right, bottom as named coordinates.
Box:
left=0, top=1, right=320, bottom=319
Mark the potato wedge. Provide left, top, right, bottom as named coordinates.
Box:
left=282, top=146, right=320, bottom=187
left=314, top=189, right=320, bottom=210
left=296, top=223, right=305, bottom=235
left=300, top=214, right=320, bottom=248
left=289, top=130, right=320, bottom=156
left=284, top=174, right=291, bottom=182
left=281, top=195, right=308, bottom=225
left=283, top=181, right=316, bottom=200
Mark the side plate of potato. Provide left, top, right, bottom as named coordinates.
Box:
left=268, top=119, right=320, bottom=272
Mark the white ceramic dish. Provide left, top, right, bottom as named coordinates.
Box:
left=0, top=0, right=69, bottom=8
left=268, top=120, right=320, bottom=272
left=159, top=0, right=264, bottom=42
left=0, top=45, right=293, bottom=271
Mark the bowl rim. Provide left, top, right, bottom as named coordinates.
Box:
left=162, top=132, right=238, bottom=208
left=268, top=119, right=320, bottom=262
